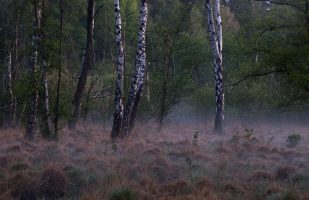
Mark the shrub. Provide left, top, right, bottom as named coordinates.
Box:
left=162, top=180, right=189, bottom=195
left=39, top=167, right=68, bottom=199
left=9, top=172, right=39, bottom=200
left=249, top=171, right=274, bottom=182
left=10, top=162, right=29, bottom=171
left=66, top=167, right=88, bottom=196
left=0, top=170, right=4, bottom=179
left=109, top=188, right=137, bottom=200
left=286, top=134, right=302, bottom=148
left=276, top=166, right=296, bottom=180
left=282, top=190, right=302, bottom=200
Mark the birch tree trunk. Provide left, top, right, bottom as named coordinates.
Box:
left=111, top=0, right=125, bottom=138
left=122, top=0, right=148, bottom=136
left=25, top=0, right=42, bottom=140
left=69, top=0, right=95, bottom=129
left=42, top=60, right=52, bottom=135
left=205, top=0, right=224, bottom=133
left=41, top=0, right=53, bottom=136
left=7, top=51, right=14, bottom=123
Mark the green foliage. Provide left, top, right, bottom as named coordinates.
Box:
left=0, top=0, right=309, bottom=128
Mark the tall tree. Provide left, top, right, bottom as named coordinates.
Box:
left=111, top=0, right=125, bottom=138
left=69, top=0, right=95, bottom=129
left=122, top=0, right=149, bottom=135
left=25, top=0, right=42, bottom=140
left=54, top=0, right=64, bottom=135
left=11, top=0, right=21, bottom=125
left=41, top=0, right=53, bottom=136
left=205, top=0, right=224, bottom=133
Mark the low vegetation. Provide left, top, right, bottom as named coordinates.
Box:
left=0, top=121, right=308, bottom=200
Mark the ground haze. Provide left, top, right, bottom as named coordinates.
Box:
left=0, top=120, right=308, bottom=199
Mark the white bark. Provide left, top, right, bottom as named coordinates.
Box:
left=111, top=0, right=125, bottom=137
left=205, top=0, right=224, bottom=132
left=7, top=51, right=15, bottom=121
left=122, top=0, right=148, bottom=135
left=213, top=0, right=223, bottom=54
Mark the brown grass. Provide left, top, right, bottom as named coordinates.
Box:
left=0, top=121, right=308, bottom=200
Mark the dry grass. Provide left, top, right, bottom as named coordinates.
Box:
left=0, top=120, right=308, bottom=200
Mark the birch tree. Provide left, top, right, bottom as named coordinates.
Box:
left=41, top=0, right=53, bottom=136
left=122, top=0, right=148, bottom=135
left=205, top=0, right=224, bottom=133
left=7, top=51, right=14, bottom=123
left=70, top=0, right=95, bottom=129
left=25, top=0, right=42, bottom=140
left=111, top=0, right=125, bottom=138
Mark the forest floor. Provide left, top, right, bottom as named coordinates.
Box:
left=0, top=120, right=308, bottom=200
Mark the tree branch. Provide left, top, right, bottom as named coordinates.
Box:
left=225, top=69, right=286, bottom=88
left=254, top=0, right=305, bottom=12
left=258, top=25, right=299, bottom=36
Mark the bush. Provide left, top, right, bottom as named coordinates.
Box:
left=9, top=172, right=39, bottom=200
left=66, top=167, right=88, bottom=197
left=286, top=134, right=302, bottom=148
left=276, top=166, right=296, bottom=180
left=282, top=191, right=302, bottom=200
left=10, top=163, right=29, bottom=171
left=109, top=188, right=137, bottom=200
left=39, top=168, right=68, bottom=199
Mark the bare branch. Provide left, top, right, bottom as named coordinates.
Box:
left=254, top=0, right=305, bottom=12
left=225, top=69, right=286, bottom=88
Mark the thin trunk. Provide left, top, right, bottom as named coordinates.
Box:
left=305, top=0, right=309, bottom=33
left=158, top=54, right=171, bottom=130
left=7, top=51, right=14, bottom=123
left=205, top=0, right=224, bottom=133
left=25, top=0, right=42, bottom=140
left=122, top=0, right=148, bottom=135
left=111, top=0, right=125, bottom=138
left=42, top=61, right=52, bottom=135
left=41, top=0, right=53, bottom=136
left=83, top=79, right=95, bottom=121
left=14, top=2, right=20, bottom=81
left=158, top=69, right=168, bottom=130
left=12, top=1, right=20, bottom=125
left=54, top=0, right=63, bottom=135
left=69, top=0, right=95, bottom=129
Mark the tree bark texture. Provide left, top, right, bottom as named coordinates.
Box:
left=111, top=0, right=125, bottom=138
left=205, top=0, right=224, bottom=133
left=122, top=0, right=148, bottom=136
